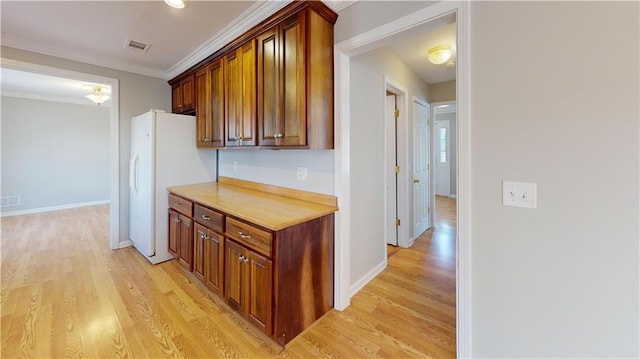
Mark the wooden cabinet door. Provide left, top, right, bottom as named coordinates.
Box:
left=172, top=76, right=195, bottom=114
left=225, top=239, right=246, bottom=312
left=257, top=27, right=279, bottom=146
left=181, top=75, right=195, bottom=113
left=208, top=60, right=225, bottom=148
left=172, top=84, right=183, bottom=113
left=196, top=61, right=225, bottom=148
left=247, top=250, right=273, bottom=336
left=195, top=67, right=211, bottom=147
left=225, top=41, right=256, bottom=147
left=257, top=13, right=306, bottom=147
left=178, top=215, right=193, bottom=271
left=168, top=210, right=180, bottom=257
left=193, top=223, right=207, bottom=282
left=279, top=13, right=306, bottom=147
left=205, top=231, right=224, bottom=297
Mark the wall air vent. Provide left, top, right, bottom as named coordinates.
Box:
left=125, top=39, right=151, bottom=53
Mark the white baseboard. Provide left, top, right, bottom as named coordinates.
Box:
left=117, top=240, right=133, bottom=249
left=350, top=260, right=387, bottom=297
left=0, top=200, right=110, bottom=217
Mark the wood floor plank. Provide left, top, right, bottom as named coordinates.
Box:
left=1, top=198, right=457, bottom=358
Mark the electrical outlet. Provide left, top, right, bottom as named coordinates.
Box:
left=233, top=161, right=238, bottom=171
left=502, top=181, right=537, bottom=209
left=297, top=167, right=308, bottom=181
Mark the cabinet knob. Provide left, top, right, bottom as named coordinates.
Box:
left=173, top=218, right=181, bottom=223
left=274, top=133, right=284, bottom=139
left=413, top=178, right=420, bottom=183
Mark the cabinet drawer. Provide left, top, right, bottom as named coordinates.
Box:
left=169, top=194, right=193, bottom=217
left=194, top=204, right=223, bottom=233
left=225, top=217, right=272, bottom=257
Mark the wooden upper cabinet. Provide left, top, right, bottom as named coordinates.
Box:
left=195, top=60, right=225, bottom=148
left=167, top=1, right=337, bottom=149
left=257, top=13, right=306, bottom=147
left=258, top=9, right=333, bottom=149
left=225, top=41, right=257, bottom=147
left=172, top=75, right=195, bottom=114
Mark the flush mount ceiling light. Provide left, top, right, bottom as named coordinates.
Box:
left=164, top=0, right=185, bottom=9
left=428, top=45, right=453, bottom=65
left=86, top=86, right=110, bottom=106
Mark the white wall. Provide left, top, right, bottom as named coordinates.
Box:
left=218, top=150, right=334, bottom=195
left=336, top=0, right=639, bottom=356
left=348, top=46, right=429, bottom=285
left=470, top=2, right=638, bottom=356
left=1, top=46, right=170, bottom=245
left=428, top=80, right=456, bottom=103
left=1, top=96, right=109, bottom=213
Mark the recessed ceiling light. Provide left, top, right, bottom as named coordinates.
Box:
left=164, top=0, right=185, bottom=9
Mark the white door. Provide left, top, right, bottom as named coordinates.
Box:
left=385, top=94, right=398, bottom=246
left=413, top=100, right=430, bottom=237
left=435, top=120, right=450, bottom=196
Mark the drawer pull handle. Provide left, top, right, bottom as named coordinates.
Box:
left=175, top=203, right=183, bottom=207
left=201, top=215, right=211, bottom=220
left=238, top=232, right=251, bottom=240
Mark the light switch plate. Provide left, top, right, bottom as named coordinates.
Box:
left=502, top=181, right=537, bottom=209
left=297, top=167, right=308, bottom=181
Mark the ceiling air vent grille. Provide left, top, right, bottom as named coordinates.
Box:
left=126, top=39, right=150, bottom=53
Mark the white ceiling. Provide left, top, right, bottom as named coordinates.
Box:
left=387, top=22, right=456, bottom=85
left=0, top=0, right=455, bottom=104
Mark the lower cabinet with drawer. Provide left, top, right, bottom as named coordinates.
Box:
left=167, top=189, right=335, bottom=346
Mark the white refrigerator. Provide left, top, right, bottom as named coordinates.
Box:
left=129, top=110, right=215, bottom=264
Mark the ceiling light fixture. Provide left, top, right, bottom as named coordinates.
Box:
left=164, top=0, right=185, bottom=9
left=86, top=86, right=110, bottom=106
left=428, top=45, right=453, bottom=65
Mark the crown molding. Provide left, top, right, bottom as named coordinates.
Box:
left=1, top=34, right=168, bottom=79
left=166, top=0, right=292, bottom=79
left=322, top=0, right=358, bottom=12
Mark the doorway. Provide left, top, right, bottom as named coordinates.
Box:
left=0, top=59, right=120, bottom=249
left=333, top=1, right=470, bottom=355
left=384, top=78, right=410, bottom=249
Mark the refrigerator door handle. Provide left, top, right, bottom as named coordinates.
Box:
left=129, top=153, right=139, bottom=192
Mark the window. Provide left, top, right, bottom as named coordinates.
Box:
left=439, top=127, right=447, bottom=163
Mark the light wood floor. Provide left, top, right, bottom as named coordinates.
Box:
left=1, top=198, right=456, bottom=358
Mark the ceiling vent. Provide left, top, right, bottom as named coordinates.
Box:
left=125, top=39, right=150, bottom=53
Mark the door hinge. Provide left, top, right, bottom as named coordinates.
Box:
left=394, top=166, right=400, bottom=174
left=396, top=218, right=400, bottom=226
left=394, top=109, right=400, bottom=118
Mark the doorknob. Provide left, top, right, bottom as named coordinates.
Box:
left=413, top=179, right=420, bottom=183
